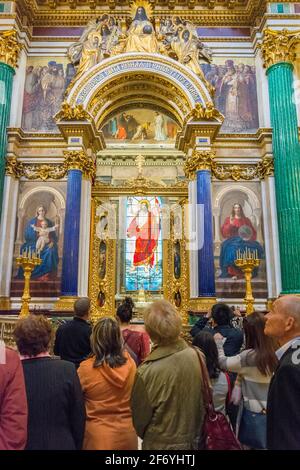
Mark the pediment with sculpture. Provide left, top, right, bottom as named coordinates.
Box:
left=67, top=0, right=213, bottom=94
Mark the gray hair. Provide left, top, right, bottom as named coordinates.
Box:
left=144, top=300, right=182, bottom=345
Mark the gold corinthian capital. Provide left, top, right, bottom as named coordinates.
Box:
left=260, top=28, right=300, bottom=69
left=184, top=150, right=216, bottom=180
left=0, top=30, right=22, bottom=69
left=64, top=150, right=95, bottom=180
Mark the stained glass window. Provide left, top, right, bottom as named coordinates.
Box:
left=125, top=196, right=162, bottom=291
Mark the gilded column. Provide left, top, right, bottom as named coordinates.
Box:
left=60, top=150, right=95, bottom=301
left=184, top=150, right=216, bottom=299
left=0, top=31, right=22, bottom=218
left=261, top=28, right=300, bottom=294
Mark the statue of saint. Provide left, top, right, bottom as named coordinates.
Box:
left=125, top=5, right=159, bottom=53
left=170, top=28, right=213, bottom=94
left=76, top=32, right=102, bottom=79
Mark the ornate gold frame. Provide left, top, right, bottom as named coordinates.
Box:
left=163, top=198, right=190, bottom=324
left=89, top=179, right=190, bottom=322
left=89, top=198, right=117, bottom=321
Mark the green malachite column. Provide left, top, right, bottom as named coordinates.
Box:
left=262, top=29, right=300, bottom=294
left=0, top=30, right=21, bottom=219
left=0, top=62, right=14, bottom=219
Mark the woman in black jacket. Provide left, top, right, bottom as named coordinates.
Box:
left=14, top=314, right=86, bottom=450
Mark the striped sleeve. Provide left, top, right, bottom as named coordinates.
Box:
left=215, top=338, right=243, bottom=372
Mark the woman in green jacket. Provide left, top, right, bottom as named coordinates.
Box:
left=131, top=300, right=205, bottom=450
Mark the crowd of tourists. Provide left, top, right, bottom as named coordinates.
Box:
left=1, top=295, right=300, bottom=451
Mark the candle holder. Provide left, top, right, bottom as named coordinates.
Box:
left=234, top=249, right=260, bottom=315
left=16, top=249, right=42, bottom=317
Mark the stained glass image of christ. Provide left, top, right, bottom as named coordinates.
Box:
left=125, top=197, right=162, bottom=291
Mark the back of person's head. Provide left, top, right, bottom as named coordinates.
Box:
left=144, top=300, right=181, bottom=345
left=14, top=314, right=52, bottom=357
left=91, top=317, right=126, bottom=368
left=116, top=297, right=134, bottom=323
left=243, top=312, right=278, bottom=376
left=211, top=303, right=232, bottom=326
left=192, top=331, right=220, bottom=379
left=74, top=297, right=90, bottom=318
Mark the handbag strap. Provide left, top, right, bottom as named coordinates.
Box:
left=192, top=346, right=214, bottom=410
left=224, top=372, right=232, bottom=406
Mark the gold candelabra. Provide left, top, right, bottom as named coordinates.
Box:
left=16, top=249, right=42, bottom=317
left=234, top=249, right=260, bottom=315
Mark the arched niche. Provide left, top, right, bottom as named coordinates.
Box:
left=66, top=53, right=212, bottom=130
left=213, top=183, right=262, bottom=248
left=16, top=185, right=66, bottom=258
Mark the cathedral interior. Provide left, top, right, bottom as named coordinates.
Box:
left=0, top=0, right=300, bottom=329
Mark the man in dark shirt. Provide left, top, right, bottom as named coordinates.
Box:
left=54, top=297, right=92, bottom=368
left=190, top=302, right=243, bottom=356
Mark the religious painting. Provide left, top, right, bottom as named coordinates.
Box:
left=201, top=59, right=259, bottom=133
left=97, top=290, right=106, bottom=307
left=98, top=241, right=106, bottom=279
left=101, top=108, right=179, bottom=145
left=10, top=182, right=67, bottom=298
left=125, top=196, right=162, bottom=291
left=212, top=182, right=267, bottom=299
left=21, top=57, right=76, bottom=132
left=174, top=241, right=181, bottom=279
left=174, top=289, right=182, bottom=308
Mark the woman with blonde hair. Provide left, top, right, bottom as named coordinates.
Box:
left=78, top=317, right=137, bottom=450
left=131, top=299, right=205, bottom=450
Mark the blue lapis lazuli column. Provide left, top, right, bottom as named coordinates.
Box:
left=196, top=169, right=216, bottom=297
left=61, top=169, right=82, bottom=296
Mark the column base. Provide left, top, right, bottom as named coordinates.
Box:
left=189, top=297, right=217, bottom=313
left=0, top=296, right=11, bottom=311
left=54, top=296, right=77, bottom=311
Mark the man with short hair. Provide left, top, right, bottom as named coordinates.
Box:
left=54, top=297, right=92, bottom=368
left=190, top=303, right=243, bottom=356
left=265, top=295, right=300, bottom=450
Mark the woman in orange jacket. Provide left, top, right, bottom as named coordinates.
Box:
left=78, top=317, right=138, bottom=450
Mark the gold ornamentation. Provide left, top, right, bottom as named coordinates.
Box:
left=184, top=150, right=216, bottom=179
left=54, top=296, right=77, bottom=311
left=256, top=156, right=274, bottom=179
left=89, top=199, right=116, bottom=321
left=260, top=28, right=300, bottom=69
left=184, top=102, right=224, bottom=123
left=16, top=1, right=270, bottom=28
left=135, top=154, right=145, bottom=176
left=130, top=0, right=153, bottom=19
left=213, top=164, right=257, bottom=181
left=5, top=157, right=23, bottom=178
left=120, top=174, right=166, bottom=194
left=6, top=159, right=68, bottom=181
left=0, top=297, right=11, bottom=311
left=68, top=53, right=209, bottom=109
left=0, top=30, right=22, bottom=69
left=16, top=252, right=42, bottom=317
left=0, top=317, right=17, bottom=346
left=55, top=101, right=92, bottom=122
left=234, top=251, right=260, bottom=315
left=163, top=201, right=190, bottom=325
left=23, top=164, right=67, bottom=181
left=64, top=150, right=95, bottom=179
